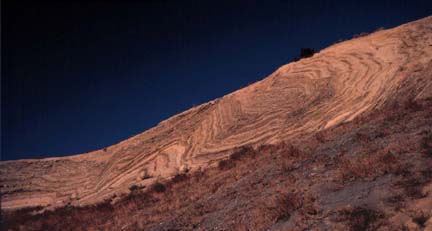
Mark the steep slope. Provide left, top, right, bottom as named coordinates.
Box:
left=3, top=98, right=431, bottom=230
left=1, top=15, right=432, bottom=214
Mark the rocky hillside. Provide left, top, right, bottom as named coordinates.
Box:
left=1, top=16, right=432, bottom=231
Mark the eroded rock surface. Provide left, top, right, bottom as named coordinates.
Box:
left=1, top=16, right=432, bottom=215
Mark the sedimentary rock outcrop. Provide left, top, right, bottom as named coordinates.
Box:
left=1, top=16, right=431, bottom=211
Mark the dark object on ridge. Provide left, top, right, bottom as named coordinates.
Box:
left=293, top=48, right=316, bottom=62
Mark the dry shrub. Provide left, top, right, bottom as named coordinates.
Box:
left=339, top=207, right=384, bottom=231
left=422, top=133, right=432, bottom=157
left=397, top=176, right=426, bottom=199
left=292, top=48, right=316, bottom=62
left=338, top=150, right=402, bottom=181
left=375, top=27, right=385, bottom=32
left=354, top=132, right=371, bottom=143
left=8, top=202, right=117, bottom=231
left=218, top=159, right=236, bottom=170
left=315, top=131, right=326, bottom=143
left=338, top=156, right=374, bottom=181
left=151, top=182, right=166, bottom=193
left=412, top=212, right=429, bottom=228
left=276, top=143, right=306, bottom=173
left=376, top=152, right=404, bottom=174
left=385, top=194, right=405, bottom=211
left=257, top=143, right=282, bottom=155
left=352, top=32, right=369, bottom=39
left=274, top=143, right=302, bottom=159
left=404, top=99, right=423, bottom=111
left=255, top=143, right=304, bottom=172
left=1, top=206, right=44, bottom=230
left=269, top=193, right=303, bottom=222
left=129, top=184, right=140, bottom=191
left=141, top=172, right=152, bottom=180
left=191, top=168, right=205, bottom=181
left=171, top=173, right=188, bottom=183
left=230, top=146, right=256, bottom=160
left=218, top=146, right=257, bottom=170
left=122, top=191, right=154, bottom=210
left=285, top=143, right=302, bottom=157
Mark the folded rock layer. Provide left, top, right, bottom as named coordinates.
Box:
left=1, top=16, right=431, bottom=211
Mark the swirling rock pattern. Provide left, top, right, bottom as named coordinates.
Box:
left=1, top=16, right=432, bottom=210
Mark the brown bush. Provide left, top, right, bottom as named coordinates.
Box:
left=141, top=172, right=152, bottom=180
left=385, top=194, right=404, bottom=211
left=151, top=182, right=166, bottom=193
left=229, top=146, right=256, bottom=160
left=338, top=149, right=403, bottom=181
left=404, top=99, right=423, bottom=111
left=271, top=193, right=303, bottom=222
left=315, top=131, right=326, bottom=143
left=352, top=32, right=369, bottom=39
left=422, top=133, right=432, bottom=157
left=129, top=184, right=140, bottom=191
left=413, top=213, right=429, bottom=228
left=397, top=176, right=426, bottom=199
left=218, top=159, right=236, bottom=170
left=218, top=146, right=257, bottom=170
left=171, top=173, right=188, bottom=183
left=375, top=27, right=385, bottom=32
left=339, top=207, right=383, bottom=231
left=1, top=206, right=44, bottom=230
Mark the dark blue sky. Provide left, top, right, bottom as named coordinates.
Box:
left=2, top=0, right=432, bottom=160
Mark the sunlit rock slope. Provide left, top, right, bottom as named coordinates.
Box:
left=1, top=16, right=431, bottom=211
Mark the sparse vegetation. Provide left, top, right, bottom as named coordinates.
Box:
left=129, top=184, right=140, bottom=191
left=404, top=99, right=423, bottom=111
left=397, top=168, right=432, bottom=200
left=218, top=158, right=236, bottom=170
left=338, top=150, right=403, bottom=182
left=229, top=146, right=255, bottom=160
left=375, top=27, right=385, bottom=32
left=422, top=132, right=432, bottom=157
left=3, top=97, right=432, bottom=230
left=293, top=48, right=316, bottom=62
left=340, top=207, right=383, bottom=231
left=218, top=146, right=256, bottom=170
left=352, top=32, right=369, bottom=39
left=171, top=173, right=188, bottom=183
left=413, top=213, right=429, bottom=228
left=385, top=194, right=404, bottom=211
left=315, top=131, right=326, bottom=143
left=141, top=172, right=152, bottom=180
left=273, top=193, right=303, bottom=221
left=151, top=181, right=166, bottom=193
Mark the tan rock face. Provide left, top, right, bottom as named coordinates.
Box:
left=1, top=16, right=432, bottom=210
